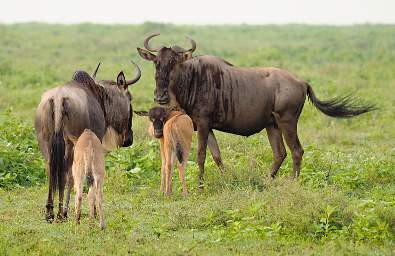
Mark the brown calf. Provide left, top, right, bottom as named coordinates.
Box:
left=71, top=129, right=105, bottom=229
left=136, top=107, right=193, bottom=196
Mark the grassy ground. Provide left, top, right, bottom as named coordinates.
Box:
left=0, top=23, right=394, bottom=255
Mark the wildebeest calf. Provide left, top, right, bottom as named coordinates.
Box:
left=136, top=107, right=193, bottom=196
left=71, top=129, right=105, bottom=229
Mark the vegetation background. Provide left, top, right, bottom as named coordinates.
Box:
left=0, top=23, right=394, bottom=255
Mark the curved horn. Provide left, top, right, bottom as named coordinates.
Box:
left=126, top=61, right=141, bottom=85
left=92, top=62, right=101, bottom=79
left=185, top=36, right=196, bottom=53
left=144, top=33, right=160, bottom=52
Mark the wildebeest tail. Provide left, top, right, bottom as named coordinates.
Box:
left=49, top=98, right=67, bottom=192
left=306, top=84, right=376, bottom=118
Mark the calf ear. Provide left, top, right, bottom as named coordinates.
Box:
left=117, top=71, right=127, bottom=89
left=137, top=47, right=156, bottom=61
left=134, top=110, right=149, bottom=116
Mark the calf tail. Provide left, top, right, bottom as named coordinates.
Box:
left=85, top=140, right=95, bottom=187
left=306, top=84, right=376, bottom=118
left=49, top=98, right=68, bottom=192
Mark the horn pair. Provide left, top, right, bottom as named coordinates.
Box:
left=92, top=61, right=141, bottom=85
left=143, top=33, right=196, bottom=53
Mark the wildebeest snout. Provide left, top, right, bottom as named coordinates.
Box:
left=154, top=90, right=169, bottom=104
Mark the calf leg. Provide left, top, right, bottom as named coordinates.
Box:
left=88, top=185, right=96, bottom=219
left=159, top=139, right=166, bottom=193
left=273, top=112, right=304, bottom=178
left=95, top=180, right=105, bottom=230
left=266, top=125, right=287, bottom=178
left=164, top=151, right=175, bottom=196
left=207, top=130, right=224, bottom=173
left=177, top=161, right=188, bottom=197
left=197, top=126, right=210, bottom=190
left=74, top=175, right=83, bottom=225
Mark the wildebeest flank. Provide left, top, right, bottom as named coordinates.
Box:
left=137, top=34, right=376, bottom=189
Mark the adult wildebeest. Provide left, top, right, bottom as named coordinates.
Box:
left=35, top=61, right=140, bottom=222
left=137, top=34, right=375, bottom=189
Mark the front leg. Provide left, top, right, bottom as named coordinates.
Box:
left=197, top=125, right=210, bottom=191
left=207, top=130, right=224, bottom=173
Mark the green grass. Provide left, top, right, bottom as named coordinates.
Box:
left=0, top=23, right=394, bottom=255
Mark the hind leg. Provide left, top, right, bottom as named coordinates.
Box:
left=266, top=125, right=287, bottom=178
left=57, top=168, right=66, bottom=221
left=177, top=160, right=189, bottom=197
left=88, top=185, right=96, bottom=219
left=273, top=112, right=304, bottom=178
left=95, top=179, right=105, bottom=229
left=73, top=168, right=83, bottom=225
left=44, top=162, right=55, bottom=223
left=62, top=145, right=74, bottom=218
left=164, top=151, right=175, bottom=196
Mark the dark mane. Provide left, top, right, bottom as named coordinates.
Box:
left=72, top=71, right=106, bottom=120
left=191, top=55, right=233, bottom=66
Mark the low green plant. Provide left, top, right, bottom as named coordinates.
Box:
left=0, top=109, right=45, bottom=188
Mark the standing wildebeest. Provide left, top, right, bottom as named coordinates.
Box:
left=136, top=106, right=194, bottom=196
left=137, top=34, right=375, bottom=189
left=35, top=61, right=140, bottom=222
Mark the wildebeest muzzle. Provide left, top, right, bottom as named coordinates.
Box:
left=154, top=88, right=170, bottom=104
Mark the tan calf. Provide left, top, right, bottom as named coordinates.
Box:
left=71, top=129, right=105, bottom=229
left=136, top=107, right=193, bottom=196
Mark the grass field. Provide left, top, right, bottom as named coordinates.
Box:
left=0, top=23, right=394, bottom=255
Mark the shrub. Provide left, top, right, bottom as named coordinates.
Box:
left=0, top=109, right=45, bottom=188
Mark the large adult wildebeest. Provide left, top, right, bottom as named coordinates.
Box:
left=35, top=61, right=140, bottom=222
left=137, top=34, right=375, bottom=189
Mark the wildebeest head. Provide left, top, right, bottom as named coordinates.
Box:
left=135, top=107, right=167, bottom=138
left=137, top=33, right=196, bottom=104
left=93, top=61, right=141, bottom=147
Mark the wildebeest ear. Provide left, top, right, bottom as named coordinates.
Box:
left=117, top=71, right=127, bottom=89
left=134, top=110, right=149, bottom=116
left=137, top=47, right=156, bottom=61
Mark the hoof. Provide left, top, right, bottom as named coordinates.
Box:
left=46, top=213, right=55, bottom=223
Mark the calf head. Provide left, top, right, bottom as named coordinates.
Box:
left=135, top=107, right=167, bottom=138
left=137, top=34, right=195, bottom=104
left=93, top=61, right=141, bottom=149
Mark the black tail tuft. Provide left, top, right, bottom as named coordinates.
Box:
left=49, top=131, right=65, bottom=192
left=176, top=142, right=184, bottom=163
left=307, top=84, right=377, bottom=118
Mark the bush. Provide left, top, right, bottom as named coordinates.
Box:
left=0, top=109, right=45, bottom=188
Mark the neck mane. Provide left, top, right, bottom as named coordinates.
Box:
left=171, top=62, right=199, bottom=112
left=72, top=71, right=107, bottom=123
